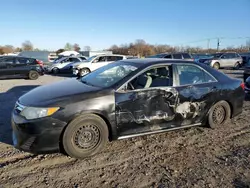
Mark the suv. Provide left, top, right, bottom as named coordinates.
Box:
left=0, top=56, right=44, bottom=80
left=73, top=54, right=127, bottom=77
left=203, top=52, right=243, bottom=69
left=47, top=56, right=87, bottom=74
left=146, top=52, right=194, bottom=61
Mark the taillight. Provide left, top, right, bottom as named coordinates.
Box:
left=36, top=59, right=44, bottom=66
left=240, top=82, right=245, bottom=90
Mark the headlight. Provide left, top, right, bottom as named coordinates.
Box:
left=20, top=107, right=60, bottom=120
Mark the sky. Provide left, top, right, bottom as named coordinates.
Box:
left=0, top=0, right=250, bottom=51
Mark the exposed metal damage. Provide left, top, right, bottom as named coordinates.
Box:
left=116, top=86, right=207, bottom=133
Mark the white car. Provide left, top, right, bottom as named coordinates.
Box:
left=73, top=54, right=127, bottom=77
left=48, top=56, right=87, bottom=74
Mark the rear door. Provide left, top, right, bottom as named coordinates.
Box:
left=220, top=54, right=232, bottom=68
left=173, top=64, right=220, bottom=125
left=14, top=57, right=33, bottom=76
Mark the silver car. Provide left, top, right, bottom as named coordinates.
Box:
left=204, top=52, right=243, bottom=69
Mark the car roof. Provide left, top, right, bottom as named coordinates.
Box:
left=120, top=58, right=195, bottom=66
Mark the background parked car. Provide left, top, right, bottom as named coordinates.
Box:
left=73, top=54, right=127, bottom=77
left=203, top=52, right=243, bottom=69
left=239, top=52, right=250, bottom=66
left=146, top=52, right=194, bottom=61
left=47, top=56, right=87, bottom=74
left=0, top=56, right=44, bottom=80
left=191, top=53, right=214, bottom=63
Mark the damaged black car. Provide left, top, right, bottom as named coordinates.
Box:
left=12, top=59, right=245, bottom=159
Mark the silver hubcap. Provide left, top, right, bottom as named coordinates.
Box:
left=81, top=69, right=89, bottom=76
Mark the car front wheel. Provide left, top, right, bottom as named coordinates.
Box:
left=208, top=101, right=231, bottom=129
left=62, top=114, right=109, bottom=159
left=79, top=68, right=91, bottom=77
left=213, top=62, right=220, bottom=69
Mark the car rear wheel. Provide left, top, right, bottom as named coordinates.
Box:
left=213, top=62, right=220, bottom=69
left=52, top=68, right=60, bottom=74
left=234, top=62, right=240, bottom=70
left=79, top=68, right=91, bottom=77
left=208, top=101, right=231, bottom=129
left=62, top=114, right=109, bottom=159
left=28, top=70, right=39, bottom=80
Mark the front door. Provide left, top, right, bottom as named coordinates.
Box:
left=0, top=57, right=16, bottom=78
left=115, top=65, right=180, bottom=137
left=91, top=56, right=108, bottom=71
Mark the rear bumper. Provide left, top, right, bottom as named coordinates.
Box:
left=11, top=111, right=67, bottom=154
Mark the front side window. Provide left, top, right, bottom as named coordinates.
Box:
left=93, top=56, right=106, bottom=63
left=164, top=55, right=172, bottom=59
left=176, top=65, right=216, bottom=86
left=80, top=57, right=87, bottom=60
left=81, top=62, right=139, bottom=88
left=128, top=66, right=172, bottom=90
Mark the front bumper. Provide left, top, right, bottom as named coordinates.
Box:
left=11, top=110, right=67, bottom=154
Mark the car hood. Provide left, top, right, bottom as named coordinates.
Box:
left=18, top=78, right=105, bottom=107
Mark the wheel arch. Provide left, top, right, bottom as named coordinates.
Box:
left=59, top=110, right=114, bottom=152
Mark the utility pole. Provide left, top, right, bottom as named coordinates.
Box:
left=207, top=39, right=210, bottom=51
left=217, top=38, right=220, bottom=51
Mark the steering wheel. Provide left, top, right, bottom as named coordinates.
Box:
left=116, top=67, right=126, bottom=77
left=192, top=76, right=200, bottom=84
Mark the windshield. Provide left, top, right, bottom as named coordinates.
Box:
left=81, top=62, right=139, bottom=88
left=86, top=55, right=97, bottom=62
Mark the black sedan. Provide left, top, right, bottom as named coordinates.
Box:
left=12, top=59, right=245, bottom=159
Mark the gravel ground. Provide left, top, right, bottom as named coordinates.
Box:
left=0, top=70, right=250, bottom=188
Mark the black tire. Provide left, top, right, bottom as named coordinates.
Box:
left=79, top=68, right=90, bottom=77
left=62, top=114, right=109, bottom=159
left=28, top=70, right=39, bottom=80
left=213, top=62, right=220, bottom=69
left=52, top=68, right=60, bottom=74
left=234, top=62, right=240, bottom=70
left=208, top=101, right=231, bottom=129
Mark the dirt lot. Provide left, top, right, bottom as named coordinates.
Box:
left=0, top=70, right=250, bottom=188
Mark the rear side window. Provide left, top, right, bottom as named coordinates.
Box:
left=176, top=65, right=216, bottom=86
left=107, top=56, right=123, bottom=61
left=172, top=54, right=182, bottom=59
left=16, top=57, right=30, bottom=64
left=182, top=53, right=191, bottom=59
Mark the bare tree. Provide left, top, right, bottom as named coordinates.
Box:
left=22, top=40, right=34, bottom=51
left=83, top=46, right=91, bottom=51
left=73, top=43, right=81, bottom=52
left=64, top=43, right=73, bottom=50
